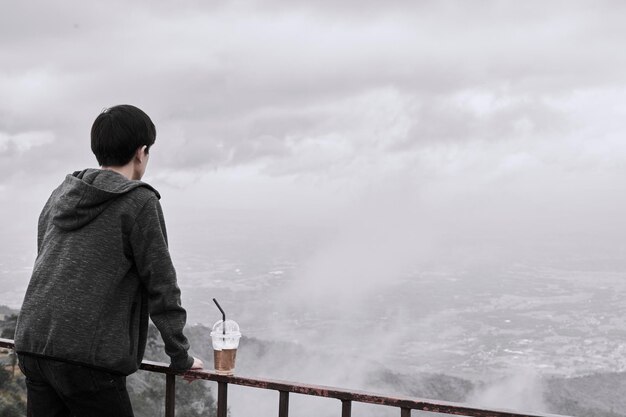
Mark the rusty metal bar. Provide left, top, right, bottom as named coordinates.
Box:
left=0, top=338, right=18, bottom=348
left=401, top=407, right=411, bottom=417
left=279, top=391, right=289, bottom=417
left=341, top=399, right=352, bottom=417
left=139, top=361, right=565, bottom=417
left=0, top=338, right=571, bottom=417
left=165, top=373, right=176, bottom=417
left=217, top=381, right=228, bottom=417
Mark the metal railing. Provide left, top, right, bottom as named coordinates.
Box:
left=0, top=338, right=570, bottom=417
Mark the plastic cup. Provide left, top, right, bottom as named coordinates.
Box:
left=210, top=319, right=241, bottom=375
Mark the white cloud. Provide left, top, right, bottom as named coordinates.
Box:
left=0, top=1, right=624, bottom=180
left=0, top=130, right=54, bottom=153
left=2, top=0, right=626, bottom=262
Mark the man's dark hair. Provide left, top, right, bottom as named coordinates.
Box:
left=91, top=104, right=156, bottom=166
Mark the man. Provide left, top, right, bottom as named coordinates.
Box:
left=14, top=104, right=203, bottom=417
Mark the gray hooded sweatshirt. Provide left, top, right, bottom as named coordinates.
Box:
left=15, top=169, right=194, bottom=375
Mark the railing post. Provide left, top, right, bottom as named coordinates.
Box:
left=217, top=381, right=228, bottom=417
left=341, top=400, right=352, bottom=417
left=165, top=374, right=175, bottom=417
left=279, top=391, right=289, bottom=417
left=401, top=407, right=411, bottom=417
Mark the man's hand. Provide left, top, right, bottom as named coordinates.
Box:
left=183, top=357, right=204, bottom=383
left=191, top=357, right=204, bottom=369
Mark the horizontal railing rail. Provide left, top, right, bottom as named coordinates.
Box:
left=0, top=338, right=571, bottom=417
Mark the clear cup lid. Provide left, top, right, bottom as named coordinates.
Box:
left=211, top=319, right=241, bottom=337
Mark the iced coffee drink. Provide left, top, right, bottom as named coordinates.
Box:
left=210, top=319, right=241, bottom=375
left=213, top=349, right=237, bottom=374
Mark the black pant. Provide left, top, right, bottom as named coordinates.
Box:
left=18, top=354, right=134, bottom=417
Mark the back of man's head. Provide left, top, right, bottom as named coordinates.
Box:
left=91, top=104, right=156, bottom=167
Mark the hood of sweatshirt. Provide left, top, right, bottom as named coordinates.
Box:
left=51, top=168, right=160, bottom=231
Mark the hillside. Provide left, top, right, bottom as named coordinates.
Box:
left=545, top=372, right=626, bottom=417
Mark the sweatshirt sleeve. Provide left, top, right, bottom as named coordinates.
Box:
left=130, top=196, right=194, bottom=371
left=37, top=193, right=56, bottom=255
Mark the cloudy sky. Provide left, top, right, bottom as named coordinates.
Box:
left=2, top=1, right=626, bottom=290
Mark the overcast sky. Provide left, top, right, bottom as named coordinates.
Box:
left=2, top=1, right=626, bottom=286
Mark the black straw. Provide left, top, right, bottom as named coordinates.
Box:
left=213, top=298, right=226, bottom=335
